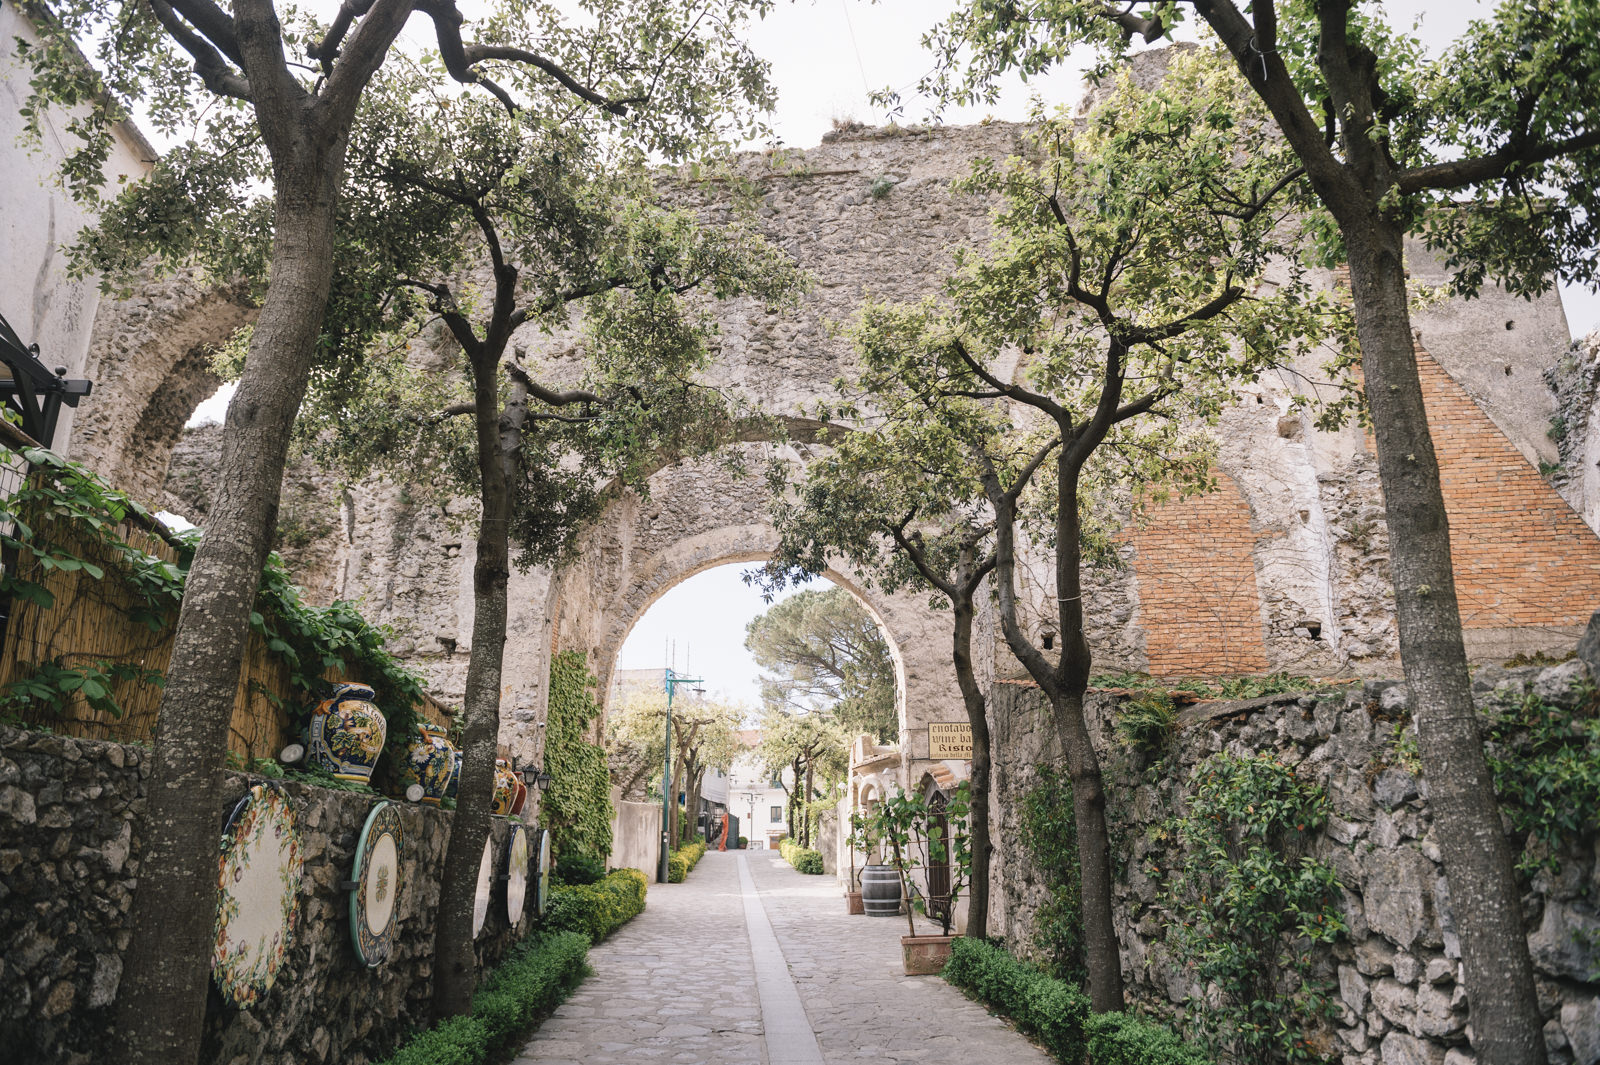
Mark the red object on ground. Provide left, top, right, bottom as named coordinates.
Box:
left=719, top=813, right=729, bottom=851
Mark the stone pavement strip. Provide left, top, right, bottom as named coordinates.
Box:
left=512, top=850, right=1053, bottom=1065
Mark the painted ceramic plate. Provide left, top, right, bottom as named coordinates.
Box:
left=350, top=801, right=404, bottom=967
left=214, top=784, right=303, bottom=1009
left=532, top=827, right=552, bottom=918
left=505, top=825, right=530, bottom=927
left=472, top=835, right=494, bottom=938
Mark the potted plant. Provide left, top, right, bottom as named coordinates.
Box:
left=875, top=783, right=972, bottom=974
left=844, top=810, right=875, bottom=914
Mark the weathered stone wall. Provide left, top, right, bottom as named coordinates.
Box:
left=0, top=725, right=532, bottom=1065
left=988, top=667, right=1600, bottom=1065
left=1546, top=329, right=1600, bottom=535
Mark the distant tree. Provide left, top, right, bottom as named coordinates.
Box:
left=745, top=587, right=898, bottom=743
left=610, top=691, right=743, bottom=847
left=908, top=2, right=1599, bottom=1053
left=757, top=708, right=849, bottom=847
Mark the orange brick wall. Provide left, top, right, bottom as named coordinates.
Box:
left=1128, top=470, right=1271, bottom=676
left=1415, top=345, right=1600, bottom=630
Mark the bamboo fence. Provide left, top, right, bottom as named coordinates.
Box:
left=0, top=472, right=451, bottom=761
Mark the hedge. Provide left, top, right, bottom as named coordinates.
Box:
left=779, top=838, right=824, bottom=875
left=667, top=839, right=708, bottom=883
left=542, top=868, right=648, bottom=943
left=376, top=931, right=588, bottom=1065
left=942, top=938, right=1208, bottom=1065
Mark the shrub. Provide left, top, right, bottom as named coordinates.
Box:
left=738, top=835, right=748, bottom=847
left=1086, top=1013, right=1212, bottom=1065
left=666, top=839, right=707, bottom=882
left=554, top=851, right=606, bottom=886
left=542, top=868, right=647, bottom=943
left=779, top=838, right=825, bottom=874
left=377, top=932, right=588, bottom=1065
left=942, top=938, right=1206, bottom=1065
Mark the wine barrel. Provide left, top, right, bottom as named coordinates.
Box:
left=861, top=864, right=902, bottom=918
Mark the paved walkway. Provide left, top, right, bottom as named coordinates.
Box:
left=512, top=850, right=1052, bottom=1065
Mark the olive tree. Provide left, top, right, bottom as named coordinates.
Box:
left=905, top=1, right=1598, bottom=1053
left=23, top=0, right=776, bottom=1057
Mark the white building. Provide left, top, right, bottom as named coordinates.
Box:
left=726, top=729, right=793, bottom=850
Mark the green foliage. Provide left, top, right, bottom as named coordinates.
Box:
left=554, top=852, right=607, bottom=887
left=943, top=938, right=1208, bottom=1065
left=1159, top=754, right=1345, bottom=1065
left=745, top=587, right=898, bottom=744
left=779, top=838, right=825, bottom=874
left=375, top=932, right=588, bottom=1065
left=1084, top=1012, right=1213, bottom=1065
left=544, top=652, right=614, bottom=861
left=1021, top=765, right=1085, bottom=984
left=667, top=840, right=708, bottom=883
left=870, top=782, right=972, bottom=936
left=1485, top=685, right=1600, bottom=873
left=0, top=446, right=426, bottom=766
left=1115, top=691, right=1179, bottom=756
left=542, top=869, right=648, bottom=944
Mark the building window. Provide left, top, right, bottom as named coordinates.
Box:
left=770, top=805, right=783, bottom=823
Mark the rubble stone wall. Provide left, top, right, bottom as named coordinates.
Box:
left=988, top=667, right=1600, bottom=1065
left=0, top=725, right=529, bottom=1065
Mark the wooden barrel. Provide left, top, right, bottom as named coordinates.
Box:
left=861, top=864, right=902, bottom=918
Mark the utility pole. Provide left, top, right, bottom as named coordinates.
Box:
left=658, top=667, right=703, bottom=883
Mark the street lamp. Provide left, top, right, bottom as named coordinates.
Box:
left=658, top=667, right=704, bottom=883
left=744, top=790, right=758, bottom=850
left=0, top=312, right=92, bottom=448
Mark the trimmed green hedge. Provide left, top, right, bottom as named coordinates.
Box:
left=779, top=838, right=824, bottom=874
left=377, top=932, right=588, bottom=1065
left=542, top=868, right=648, bottom=943
left=943, top=938, right=1208, bottom=1065
left=667, top=839, right=708, bottom=883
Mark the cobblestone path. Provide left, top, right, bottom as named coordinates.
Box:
left=512, top=849, right=1052, bottom=1065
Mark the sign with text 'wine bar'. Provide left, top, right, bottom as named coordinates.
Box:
left=928, top=722, right=973, bottom=759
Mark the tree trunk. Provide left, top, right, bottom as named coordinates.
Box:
left=951, top=599, right=991, bottom=940
left=1342, top=218, right=1544, bottom=1063
left=116, top=159, right=344, bottom=1065
left=803, top=758, right=815, bottom=847
left=1051, top=688, right=1120, bottom=1009
left=431, top=333, right=522, bottom=1017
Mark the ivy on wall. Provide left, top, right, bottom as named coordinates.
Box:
left=543, top=650, right=614, bottom=860
left=0, top=446, right=427, bottom=774
left=1021, top=764, right=1087, bottom=985
left=1156, top=753, right=1345, bottom=1065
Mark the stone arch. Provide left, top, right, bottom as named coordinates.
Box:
left=69, top=273, right=254, bottom=501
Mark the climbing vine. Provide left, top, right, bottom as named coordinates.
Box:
left=1156, top=753, right=1345, bottom=1065
left=1021, top=763, right=1086, bottom=984
left=0, top=445, right=427, bottom=773
left=544, top=650, right=614, bottom=859
left=1485, top=682, right=1600, bottom=873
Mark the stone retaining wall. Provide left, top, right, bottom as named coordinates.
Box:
left=989, top=665, right=1600, bottom=1065
left=0, top=725, right=531, bottom=1065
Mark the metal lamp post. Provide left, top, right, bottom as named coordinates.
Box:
left=744, top=790, right=757, bottom=850
left=658, top=667, right=703, bottom=883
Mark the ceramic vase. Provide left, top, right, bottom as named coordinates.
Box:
left=445, top=750, right=462, bottom=802
left=400, top=722, right=458, bottom=806
left=490, top=759, right=528, bottom=817
left=307, top=682, right=387, bottom=784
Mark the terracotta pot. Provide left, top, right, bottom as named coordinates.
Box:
left=399, top=722, right=457, bottom=805
left=902, top=933, right=960, bottom=976
left=307, top=682, right=386, bottom=783
left=845, top=891, right=864, bottom=915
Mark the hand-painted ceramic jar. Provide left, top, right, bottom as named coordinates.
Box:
left=399, top=723, right=458, bottom=806
left=307, top=682, right=387, bottom=784
left=490, top=759, right=528, bottom=817
left=445, top=749, right=462, bottom=802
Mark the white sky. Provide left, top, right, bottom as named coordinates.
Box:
left=614, top=563, right=829, bottom=708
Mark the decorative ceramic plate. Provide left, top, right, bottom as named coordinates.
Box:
left=472, top=835, right=494, bottom=938
left=532, top=827, right=552, bottom=918
left=214, top=784, right=303, bottom=1008
left=505, top=824, right=530, bottom=927
left=349, top=801, right=403, bottom=967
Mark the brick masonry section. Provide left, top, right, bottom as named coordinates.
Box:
left=1129, top=470, right=1272, bottom=677
left=1415, top=344, right=1600, bottom=631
